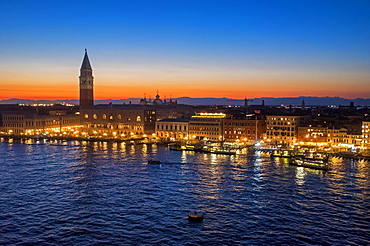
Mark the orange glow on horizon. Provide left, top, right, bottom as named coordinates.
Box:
left=1, top=75, right=369, bottom=101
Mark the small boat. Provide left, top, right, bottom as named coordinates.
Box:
left=289, top=158, right=329, bottom=171
left=148, top=159, right=162, bottom=164
left=188, top=211, right=204, bottom=221
left=210, top=149, right=236, bottom=155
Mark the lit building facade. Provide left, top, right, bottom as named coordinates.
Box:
left=297, top=126, right=363, bottom=149
left=327, top=128, right=348, bottom=145
left=155, top=119, right=189, bottom=140
left=0, top=106, right=80, bottom=135
left=224, top=117, right=265, bottom=143
left=80, top=105, right=156, bottom=138
left=189, top=113, right=226, bottom=141
left=265, top=115, right=309, bottom=146
left=362, top=121, right=370, bottom=152
left=297, top=126, right=330, bottom=146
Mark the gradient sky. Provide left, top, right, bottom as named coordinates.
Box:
left=1, top=0, right=370, bottom=100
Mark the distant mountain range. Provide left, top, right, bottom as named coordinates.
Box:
left=1, top=97, right=370, bottom=106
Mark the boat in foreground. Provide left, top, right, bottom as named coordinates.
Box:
left=289, top=158, right=329, bottom=171
left=188, top=211, right=204, bottom=221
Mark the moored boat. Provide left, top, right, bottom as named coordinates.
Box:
left=210, top=149, right=236, bottom=155
left=289, top=158, right=329, bottom=171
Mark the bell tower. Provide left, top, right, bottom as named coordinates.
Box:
left=79, top=49, right=94, bottom=108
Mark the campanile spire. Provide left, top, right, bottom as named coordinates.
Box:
left=79, top=49, right=94, bottom=108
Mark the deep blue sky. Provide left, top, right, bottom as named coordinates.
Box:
left=1, top=0, right=369, bottom=99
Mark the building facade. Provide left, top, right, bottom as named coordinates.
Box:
left=265, top=115, right=309, bottom=146
left=80, top=105, right=156, bottom=138
left=0, top=105, right=80, bottom=135
left=362, top=121, right=370, bottom=153
left=297, top=125, right=330, bottom=146
left=155, top=119, right=189, bottom=140
left=224, top=117, right=265, bottom=143
left=188, top=113, right=226, bottom=141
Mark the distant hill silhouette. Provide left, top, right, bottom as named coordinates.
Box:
left=1, top=97, right=370, bottom=106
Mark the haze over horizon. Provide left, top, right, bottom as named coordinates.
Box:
left=2, top=96, right=370, bottom=107
left=1, top=1, right=370, bottom=100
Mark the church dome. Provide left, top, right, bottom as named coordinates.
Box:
left=153, top=98, right=163, bottom=105
left=153, top=91, right=163, bottom=105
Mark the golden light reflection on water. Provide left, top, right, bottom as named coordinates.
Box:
left=210, top=153, right=219, bottom=165
left=101, top=141, right=108, bottom=151
left=93, top=142, right=99, bottom=150
left=181, top=151, right=187, bottom=163
left=141, top=144, right=149, bottom=159
left=295, top=167, right=306, bottom=185
left=129, top=144, right=135, bottom=155
left=356, top=160, right=369, bottom=185
left=111, top=142, right=118, bottom=151
left=2, top=138, right=369, bottom=189
left=328, top=157, right=370, bottom=196
left=118, top=142, right=126, bottom=151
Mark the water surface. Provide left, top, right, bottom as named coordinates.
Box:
left=0, top=139, right=369, bottom=245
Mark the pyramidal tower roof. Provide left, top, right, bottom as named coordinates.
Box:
left=80, top=49, right=92, bottom=70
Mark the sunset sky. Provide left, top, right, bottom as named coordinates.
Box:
left=1, top=0, right=369, bottom=100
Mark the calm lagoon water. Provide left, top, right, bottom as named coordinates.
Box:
left=0, top=138, right=369, bottom=245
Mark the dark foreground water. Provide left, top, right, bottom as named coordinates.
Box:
left=0, top=139, right=369, bottom=245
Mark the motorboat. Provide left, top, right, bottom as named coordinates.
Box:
left=188, top=211, right=204, bottom=221
left=148, top=159, right=162, bottom=164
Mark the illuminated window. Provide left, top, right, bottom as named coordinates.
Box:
left=109, top=115, right=114, bottom=120
left=117, top=114, right=122, bottom=120
left=137, top=116, right=141, bottom=122
left=93, top=114, right=97, bottom=119
left=102, top=114, right=107, bottom=119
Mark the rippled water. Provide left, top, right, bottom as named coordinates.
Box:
left=0, top=138, right=369, bottom=245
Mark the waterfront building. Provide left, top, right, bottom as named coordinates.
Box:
left=362, top=121, right=370, bottom=154
left=327, top=128, right=348, bottom=145
left=155, top=119, right=189, bottom=140
left=189, top=113, right=227, bottom=141
left=81, top=105, right=156, bottom=138
left=297, top=125, right=362, bottom=147
left=265, top=115, right=310, bottom=146
left=297, top=125, right=330, bottom=146
left=347, top=133, right=362, bottom=147
left=0, top=104, right=80, bottom=135
left=224, top=116, right=265, bottom=144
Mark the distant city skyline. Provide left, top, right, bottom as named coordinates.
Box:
left=1, top=1, right=370, bottom=100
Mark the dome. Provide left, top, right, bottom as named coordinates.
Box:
left=153, top=99, right=163, bottom=105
